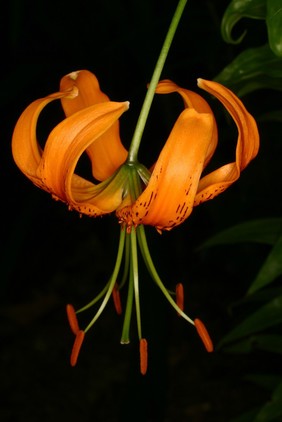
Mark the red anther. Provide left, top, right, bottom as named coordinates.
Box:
left=112, top=284, right=122, bottom=315
left=66, top=304, right=80, bottom=335
left=70, top=330, right=85, bottom=367
left=139, top=338, right=148, bottom=375
left=194, top=318, right=214, bottom=352
left=176, top=283, right=184, bottom=315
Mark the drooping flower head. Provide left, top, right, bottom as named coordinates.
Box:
left=12, top=69, right=259, bottom=374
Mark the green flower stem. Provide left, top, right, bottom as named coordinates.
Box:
left=127, top=0, right=188, bottom=163
left=84, top=226, right=126, bottom=333
left=137, top=225, right=195, bottom=325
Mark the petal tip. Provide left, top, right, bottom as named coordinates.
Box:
left=67, top=71, right=80, bottom=81
left=197, top=78, right=204, bottom=87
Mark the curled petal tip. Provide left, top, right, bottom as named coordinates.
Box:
left=68, top=70, right=80, bottom=80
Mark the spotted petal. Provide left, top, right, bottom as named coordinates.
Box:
left=118, top=108, right=214, bottom=231
left=155, top=79, right=218, bottom=167
left=38, top=101, right=130, bottom=216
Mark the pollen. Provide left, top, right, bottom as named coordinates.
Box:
left=112, top=284, right=122, bottom=315
left=139, top=338, right=148, bottom=375
left=70, top=330, right=85, bottom=367
left=176, top=283, right=184, bottom=315
left=66, top=304, right=80, bottom=335
left=194, top=318, right=214, bottom=352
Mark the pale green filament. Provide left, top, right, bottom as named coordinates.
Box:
left=130, top=229, right=142, bottom=340
left=83, top=226, right=126, bottom=333
left=118, top=233, right=130, bottom=289
left=137, top=225, right=195, bottom=326
left=120, top=251, right=134, bottom=344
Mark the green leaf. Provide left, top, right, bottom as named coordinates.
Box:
left=245, top=374, right=282, bottom=391
left=255, top=334, right=282, bottom=354
left=214, top=44, right=282, bottom=96
left=230, top=408, right=261, bottom=422
left=221, top=0, right=266, bottom=44
left=219, top=296, right=282, bottom=347
left=254, top=381, right=282, bottom=421
left=231, top=379, right=282, bottom=422
left=198, top=218, right=282, bottom=250
left=266, top=0, right=282, bottom=56
left=223, top=334, right=282, bottom=355
left=248, top=234, right=282, bottom=294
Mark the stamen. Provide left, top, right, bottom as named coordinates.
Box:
left=139, top=338, right=148, bottom=375
left=176, top=283, right=184, bottom=315
left=194, top=318, right=214, bottom=352
left=70, top=330, right=85, bottom=367
left=66, top=304, right=80, bottom=335
left=112, top=283, right=122, bottom=315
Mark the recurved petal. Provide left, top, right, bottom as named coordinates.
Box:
left=60, top=70, right=110, bottom=117
left=156, top=79, right=213, bottom=113
left=156, top=79, right=218, bottom=167
left=194, top=79, right=259, bottom=206
left=60, top=70, right=128, bottom=181
left=11, top=92, right=73, bottom=189
left=38, top=101, right=129, bottom=216
left=118, top=108, right=214, bottom=231
left=85, top=120, right=128, bottom=182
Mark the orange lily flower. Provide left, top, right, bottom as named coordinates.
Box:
left=12, top=70, right=259, bottom=230
left=12, top=70, right=129, bottom=217
left=12, top=70, right=259, bottom=374
left=117, top=78, right=259, bottom=231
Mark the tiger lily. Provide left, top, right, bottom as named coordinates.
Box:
left=12, top=69, right=259, bottom=374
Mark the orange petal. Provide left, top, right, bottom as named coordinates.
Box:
left=12, top=92, right=71, bottom=189
left=156, top=79, right=218, bottom=167
left=118, top=108, right=214, bottom=230
left=60, top=70, right=128, bottom=181
left=194, top=79, right=259, bottom=206
left=60, top=70, right=110, bottom=116
left=38, top=101, right=129, bottom=216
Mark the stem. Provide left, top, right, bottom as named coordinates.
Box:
left=127, top=0, right=188, bottom=162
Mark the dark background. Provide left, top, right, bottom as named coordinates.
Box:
left=1, top=1, right=281, bottom=421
